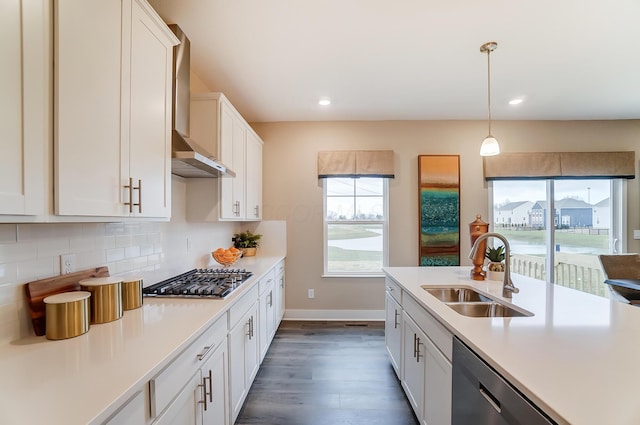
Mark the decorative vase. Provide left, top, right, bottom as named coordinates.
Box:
left=240, top=247, right=257, bottom=257
left=487, top=262, right=505, bottom=281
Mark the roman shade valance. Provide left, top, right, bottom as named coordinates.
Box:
left=317, top=150, right=395, bottom=178
left=483, top=151, right=636, bottom=180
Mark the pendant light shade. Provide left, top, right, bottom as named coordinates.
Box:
left=480, top=136, right=500, bottom=156
left=480, top=41, right=500, bottom=156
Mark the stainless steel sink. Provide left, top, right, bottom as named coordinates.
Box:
left=446, top=302, right=533, bottom=318
left=422, top=286, right=493, bottom=303
left=422, top=285, right=534, bottom=318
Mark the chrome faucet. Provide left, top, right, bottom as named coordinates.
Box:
left=468, top=232, right=519, bottom=297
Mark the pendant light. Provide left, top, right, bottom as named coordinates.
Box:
left=479, top=41, right=500, bottom=156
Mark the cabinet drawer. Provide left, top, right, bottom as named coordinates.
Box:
left=103, top=390, right=146, bottom=425
left=258, top=269, right=275, bottom=295
left=385, top=278, right=402, bottom=303
left=403, top=294, right=452, bottom=362
left=229, top=284, right=259, bottom=329
left=149, top=314, right=226, bottom=417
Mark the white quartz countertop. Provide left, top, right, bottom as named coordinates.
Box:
left=0, top=255, right=284, bottom=425
left=383, top=266, right=640, bottom=425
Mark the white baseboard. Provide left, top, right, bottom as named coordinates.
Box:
left=283, top=309, right=384, bottom=321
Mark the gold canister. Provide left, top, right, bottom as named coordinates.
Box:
left=79, top=277, right=123, bottom=324
left=43, top=291, right=91, bottom=340
left=121, top=277, right=143, bottom=310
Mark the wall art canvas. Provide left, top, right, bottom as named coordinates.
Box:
left=418, top=155, right=460, bottom=266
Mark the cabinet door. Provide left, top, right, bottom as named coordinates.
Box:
left=55, top=0, right=124, bottom=216
left=275, top=262, right=286, bottom=323
left=219, top=102, right=240, bottom=219
left=229, top=117, right=246, bottom=219
left=0, top=0, right=48, bottom=216
left=402, top=313, right=425, bottom=420
left=424, top=337, right=452, bottom=425
left=245, top=130, right=263, bottom=220
left=125, top=0, right=173, bottom=218
left=154, top=371, right=202, bottom=425
left=259, top=283, right=276, bottom=362
left=201, top=343, right=229, bottom=425
left=385, top=291, right=402, bottom=378
left=229, top=302, right=259, bottom=422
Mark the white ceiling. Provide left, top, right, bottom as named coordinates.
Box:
left=149, top=0, right=640, bottom=123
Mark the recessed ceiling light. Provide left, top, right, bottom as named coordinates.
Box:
left=509, top=98, right=524, bottom=105
left=318, top=99, right=331, bottom=106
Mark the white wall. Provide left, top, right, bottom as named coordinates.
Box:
left=253, top=119, right=640, bottom=318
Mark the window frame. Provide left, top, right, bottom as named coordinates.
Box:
left=322, top=177, right=389, bottom=278
left=488, top=178, right=627, bottom=285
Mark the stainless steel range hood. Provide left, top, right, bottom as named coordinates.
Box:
left=169, top=24, right=235, bottom=178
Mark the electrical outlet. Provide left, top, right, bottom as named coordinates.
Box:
left=308, top=289, right=315, bottom=299
left=60, top=254, right=76, bottom=275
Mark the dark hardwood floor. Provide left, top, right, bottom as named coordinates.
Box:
left=236, top=321, right=418, bottom=425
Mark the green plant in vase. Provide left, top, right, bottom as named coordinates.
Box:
left=485, top=245, right=505, bottom=280
left=233, top=231, right=262, bottom=257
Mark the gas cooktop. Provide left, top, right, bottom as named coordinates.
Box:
left=142, top=268, right=253, bottom=299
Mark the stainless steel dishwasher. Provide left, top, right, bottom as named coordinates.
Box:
left=452, top=337, right=556, bottom=425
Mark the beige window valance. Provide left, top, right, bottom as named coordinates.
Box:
left=484, top=151, right=636, bottom=180
left=317, top=150, right=395, bottom=178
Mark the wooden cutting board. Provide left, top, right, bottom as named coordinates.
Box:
left=24, top=266, right=110, bottom=336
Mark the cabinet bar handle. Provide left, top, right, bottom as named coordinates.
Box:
left=124, top=177, right=133, bottom=213
left=413, top=333, right=417, bottom=358
left=415, top=337, right=422, bottom=363
left=207, top=369, right=213, bottom=402
left=479, top=383, right=502, bottom=413
left=133, top=179, right=142, bottom=213
left=254, top=205, right=260, bottom=217
left=197, top=344, right=215, bottom=361
left=198, top=378, right=208, bottom=411
left=394, top=309, right=399, bottom=329
left=268, top=291, right=273, bottom=307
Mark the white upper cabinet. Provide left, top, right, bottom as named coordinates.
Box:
left=188, top=93, right=263, bottom=222
left=245, top=130, right=263, bottom=220
left=55, top=0, right=177, bottom=218
left=0, top=0, right=49, bottom=218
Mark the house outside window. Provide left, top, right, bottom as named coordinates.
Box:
left=491, top=179, right=625, bottom=298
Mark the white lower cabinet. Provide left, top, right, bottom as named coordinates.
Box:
left=385, top=291, right=402, bottom=378
left=228, top=289, right=260, bottom=423
left=150, top=314, right=228, bottom=425
left=258, top=270, right=277, bottom=362
left=423, top=336, right=452, bottom=425
left=386, top=278, right=452, bottom=425
left=201, top=343, right=229, bottom=425
left=402, top=313, right=426, bottom=418
left=275, top=260, right=286, bottom=322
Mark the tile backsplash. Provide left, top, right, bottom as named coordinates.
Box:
left=0, top=219, right=236, bottom=344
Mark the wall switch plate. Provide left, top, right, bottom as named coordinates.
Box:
left=634, top=230, right=640, bottom=240
left=308, top=289, right=315, bottom=299
left=60, top=254, right=76, bottom=275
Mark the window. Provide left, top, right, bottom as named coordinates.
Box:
left=491, top=178, right=625, bottom=297
left=323, top=177, right=389, bottom=276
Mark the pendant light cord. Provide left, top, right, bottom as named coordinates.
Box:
left=487, top=48, right=492, bottom=135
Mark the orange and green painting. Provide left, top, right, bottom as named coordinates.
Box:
left=418, top=155, right=460, bottom=266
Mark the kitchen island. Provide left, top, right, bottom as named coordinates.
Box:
left=384, top=266, right=640, bottom=425
left=0, top=255, right=284, bottom=425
